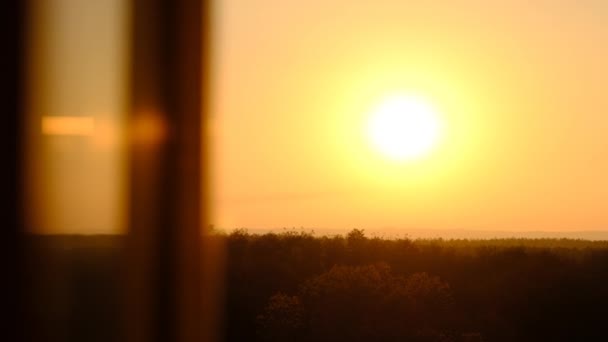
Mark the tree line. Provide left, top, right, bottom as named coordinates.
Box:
left=25, top=231, right=608, bottom=341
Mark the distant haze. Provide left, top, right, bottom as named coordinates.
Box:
left=238, top=228, right=608, bottom=241
left=212, top=0, right=608, bottom=233
left=25, top=1, right=608, bottom=235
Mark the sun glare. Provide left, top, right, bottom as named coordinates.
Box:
left=367, top=95, right=442, bottom=161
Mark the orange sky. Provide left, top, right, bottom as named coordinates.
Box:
left=211, top=0, right=608, bottom=232
left=27, top=0, right=608, bottom=234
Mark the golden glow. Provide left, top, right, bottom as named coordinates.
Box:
left=42, top=116, right=95, bottom=136
left=131, top=111, right=168, bottom=146
left=366, top=95, right=442, bottom=161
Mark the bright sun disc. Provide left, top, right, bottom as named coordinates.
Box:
left=367, top=95, right=442, bottom=161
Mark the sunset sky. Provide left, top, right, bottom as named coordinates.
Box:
left=211, top=0, right=608, bottom=232
left=28, top=0, right=608, bottom=234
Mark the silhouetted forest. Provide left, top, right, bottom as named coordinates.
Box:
left=26, top=230, right=608, bottom=341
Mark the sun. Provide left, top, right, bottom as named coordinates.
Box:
left=366, top=94, right=443, bottom=161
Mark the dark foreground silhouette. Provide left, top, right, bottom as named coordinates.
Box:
left=27, top=230, right=608, bottom=341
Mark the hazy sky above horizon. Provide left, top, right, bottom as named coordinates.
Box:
left=29, top=0, right=608, bottom=234
left=211, top=0, right=608, bottom=232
